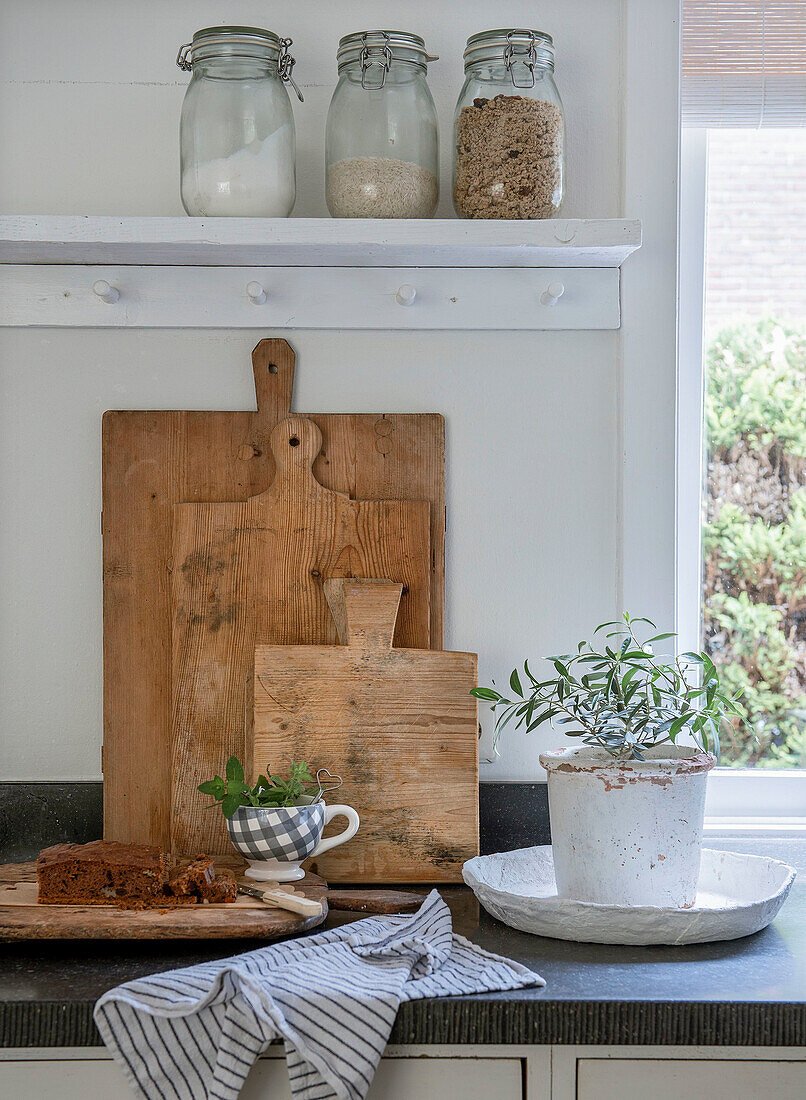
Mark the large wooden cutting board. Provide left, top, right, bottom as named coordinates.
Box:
left=253, top=579, right=479, bottom=884
left=0, top=863, right=327, bottom=941
left=171, top=417, right=431, bottom=857
left=103, top=338, right=445, bottom=849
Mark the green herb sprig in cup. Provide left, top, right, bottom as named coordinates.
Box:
left=198, top=758, right=320, bottom=819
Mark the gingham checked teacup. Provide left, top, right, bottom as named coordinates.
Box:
left=228, top=801, right=360, bottom=882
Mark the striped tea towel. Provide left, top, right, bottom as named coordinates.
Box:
left=95, top=888, right=543, bottom=1100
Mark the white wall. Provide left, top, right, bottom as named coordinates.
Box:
left=0, top=0, right=679, bottom=781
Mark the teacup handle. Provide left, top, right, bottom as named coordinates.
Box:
left=310, top=804, right=360, bottom=857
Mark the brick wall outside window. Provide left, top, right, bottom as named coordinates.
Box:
left=705, top=129, right=806, bottom=331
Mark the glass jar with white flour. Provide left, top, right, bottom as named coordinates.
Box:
left=176, top=26, right=302, bottom=217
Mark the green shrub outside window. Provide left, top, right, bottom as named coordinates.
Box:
left=704, top=318, right=806, bottom=767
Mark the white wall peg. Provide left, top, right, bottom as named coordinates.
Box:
left=92, top=279, right=119, bottom=304
left=395, top=283, right=417, bottom=307
left=540, top=281, right=565, bottom=307
left=246, top=280, right=268, bottom=305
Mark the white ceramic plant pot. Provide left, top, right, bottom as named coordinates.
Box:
left=539, top=745, right=716, bottom=907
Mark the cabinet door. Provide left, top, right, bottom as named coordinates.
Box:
left=0, top=1055, right=524, bottom=1099
left=246, top=1056, right=523, bottom=1098
left=578, top=1058, right=806, bottom=1100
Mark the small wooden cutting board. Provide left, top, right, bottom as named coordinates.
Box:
left=0, top=863, right=327, bottom=941
left=253, top=579, right=479, bottom=884
left=171, top=416, right=432, bottom=857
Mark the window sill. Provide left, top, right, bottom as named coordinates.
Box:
left=704, top=816, right=806, bottom=837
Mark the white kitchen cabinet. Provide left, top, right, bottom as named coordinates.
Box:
left=577, top=1057, right=806, bottom=1099
left=5, top=1044, right=806, bottom=1098
left=0, top=1051, right=526, bottom=1099
left=245, top=1056, right=524, bottom=1099
left=549, top=1047, right=806, bottom=1100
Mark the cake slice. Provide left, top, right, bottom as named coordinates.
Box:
left=166, top=854, right=216, bottom=898
left=166, top=857, right=238, bottom=904
left=202, top=868, right=238, bottom=903
left=37, top=840, right=170, bottom=906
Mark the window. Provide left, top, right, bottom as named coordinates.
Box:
left=679, top=2, right=806, bottom=830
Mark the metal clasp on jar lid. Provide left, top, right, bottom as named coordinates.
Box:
left=278, top=38, right=304, bottom=102
left=359, top=31, right=394, bottom=89
left=176, top=42, right=194, bottom=71
left=176, top=26, right=303, bottom=101
left=337, top=30, right=437, bottom=86
left=504, top=29, right=538, bottom=89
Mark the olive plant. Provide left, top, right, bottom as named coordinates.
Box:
left=472, top=613, right=746, bottom=761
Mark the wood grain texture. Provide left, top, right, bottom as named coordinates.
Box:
left=324, top=888, right=425, bottom=914
left=171, top=418, right=431, bottom=857
left=253, top=579, right=479, bottom=884
left=0, top=864, right=327, bottom=941
left=102, top=338, right=445, bottom=849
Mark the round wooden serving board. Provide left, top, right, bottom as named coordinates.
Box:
left=0, top=863, right=328, bottom=941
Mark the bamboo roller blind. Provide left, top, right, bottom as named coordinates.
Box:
left=682, top=1, right=806, bottom=126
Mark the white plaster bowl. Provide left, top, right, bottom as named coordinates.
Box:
left=463, top=846, right=796, bottom=945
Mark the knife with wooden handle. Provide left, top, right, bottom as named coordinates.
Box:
left=238, top=883, right=324, bottom=918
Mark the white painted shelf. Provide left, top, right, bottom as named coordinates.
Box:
left=0, top=215, right=641, bottom=269
left=0, top=215, right=641, bottom=330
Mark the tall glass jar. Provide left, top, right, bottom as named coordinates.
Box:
left=326, top=31, right=439, bottom=218
left=176, top=26, right=303, bottom=217
left=453, top=29, right=565, bottom=219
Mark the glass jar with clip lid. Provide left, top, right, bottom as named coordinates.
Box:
left=453, top=28, right=565, bottom=219
left=325, top=30, right=440, bottom=218
left=176, top=25, right=303, bottom=217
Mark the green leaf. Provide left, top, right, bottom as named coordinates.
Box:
left=627, top=615, right=656, bottom=628
left=471, top=687, right=502, bottom=701
left=527, top=707, right=558, bottom=731
left=593, top=620, right=620, bottom=633
left=668, top=714, right=690, bottom=739
left=221, top=792, right=242, bottom=819
left=226, top=755, right=244, bottom=783
left=509, top=669, right=524, bottom=698
left=197, top=780, right=221, bottom=795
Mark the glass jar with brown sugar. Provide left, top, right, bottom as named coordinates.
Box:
left=453, top=29, right=565, bottom=219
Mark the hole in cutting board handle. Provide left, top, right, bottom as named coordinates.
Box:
left=268, top=362, right=278, bottom=374
left=289, top=436, right=300, bottom=447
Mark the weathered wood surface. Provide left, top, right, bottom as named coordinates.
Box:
left=253, top=579, right=479, bottom=884
left=0, top=864, right=327, bottom=941
left=171, top=419, right=431, bottom=857
left=325, top=888, right=425, bottom=914
left=103, top=338, right=445, bottom=849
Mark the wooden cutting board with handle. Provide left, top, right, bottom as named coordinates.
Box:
left=103, top=338, right=445, bottom=849
left=253, top=579, right=479, bottom=883
left=171, top=418, right=431, bottom=857
left=0, top=863, right=327, bottom=941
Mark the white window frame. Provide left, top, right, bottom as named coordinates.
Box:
left=678, top=128, right=806, bottom=836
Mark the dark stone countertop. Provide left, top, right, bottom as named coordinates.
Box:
left=2, top=838, right=804, bottom=1049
